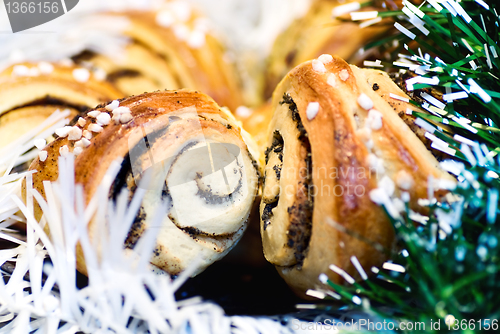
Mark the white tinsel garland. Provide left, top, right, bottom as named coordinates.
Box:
left=0, top=149, right=300, bottom=333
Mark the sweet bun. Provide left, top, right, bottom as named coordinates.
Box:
left=28, top=90, right=260, bottom=277
left=260, top=55, right=453, bottom=296
left=69, top=3, right=243, bottom=111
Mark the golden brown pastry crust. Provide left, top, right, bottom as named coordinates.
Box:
left=75, top=43, right=179, bottom=96
left=28, top=90, right=260, bottom=276
left=0, top=63, right=122, bottom=116
left=264, top=0, right=389, bottom=99
left=104, top=10, right=244, bottom=111
left=0, top=105, right=79, bottom=150
left=362, top=68, right=451, bottom=159
left=238, top=102, right=274, bottom=167
left=261, top=56, right=453, bottom=297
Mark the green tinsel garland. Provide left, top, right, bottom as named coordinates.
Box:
left=318, top=1, right=500, bottom=333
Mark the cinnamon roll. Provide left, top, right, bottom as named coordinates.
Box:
left=28, top=90, right=260, bottom=277
left=260, top=55, right=453, bottom=296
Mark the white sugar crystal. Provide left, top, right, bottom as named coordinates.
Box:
left=34, top=138, right=46, bottom=150
left=367, top=109, right=383, bottom=130
left=75, top=138, right=91, bottom=148
left=88, top=124, right=103, bottom=133
left=55, top=126, right=72, bottom=138
left=83, top=130, right=92, bottom=140
left=339, top=69, right=350, bottom=81
left=12, top=65, right=29, bottom=76
left=364, top=139, right=374, bottom=150
left=173, top=24, right=190, bottom=41
left=188, top=30, right=206, bottom=49
left=367, top=153, right=385, bottom=175
left=73, top=147, right=84, bottom=156
left=93, top=68, right=107, bottom=81
left=171, top=1, right=192, bottom=21
left=105, top=100, right=120, bottom=111
left=236, top=106, right=252, bottom=118
left=81, top=138, right=91, bottom=147
left=358, top=93, right=374, bottom=110
left=194, top=17, right=210, bottom=32
left=318, top=54, right=334, bottom=64
left=327, top=73, right=337, bottom=87
left=112, top=107, right=132, bottom=124
left=59, top=145, right=69, bottom=156
left=68, top=127, right=83, bottom=141
left=306, top=102, right=320, bottom=121
left=156, top=10, right=175, bottom=27
left=77, top=117, right=86, bottom=127
left=112, top=114, right=121, bottom=124
left=73, top=68, right=90, bottom=83
left=369, top=188, right=387, bottom=205
left=38, top=151, right=48, bottom=162
left=120, top=113, right=133, bottom=124
left=378, top=175, right=395, bottom=197
left=396, top=170, right=414, bottom=190
left=96, top=113, right=111, bottom=126
left=112, top=106, right=131, bottom=115
left=356, top=128, right=373, bottom=149
left=38, top=61, right=54, bottom=74
left=312, top=59, right=327, bottom=73
left=87, top=110, right=101, bottom=118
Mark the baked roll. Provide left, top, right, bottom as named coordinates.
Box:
left=119, top=7, right=244, bottom=111
left=0, top=2, right=244, bottom=111
left=260, top=55, right=453, bottom=296
left=0, top=62, right=122, bottom=151
left=65, top=3, right=244, bottom=111
left=72, top=44, right=179, bottom=97
left=264, top=0, right=389, bottom=99
left=28, top=90, right=260, bottom=277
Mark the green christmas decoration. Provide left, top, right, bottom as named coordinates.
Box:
left=314, top=1, right=500, bottom=332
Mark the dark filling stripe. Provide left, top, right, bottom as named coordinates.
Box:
left=106, top=69, right=142, bottom=82
left=8, top=96, right=89, bottom=115
left=262, top=201, right=278, bottom=231
left=263, top=93, right=314, bottom=265
left=110, top=119, right=253, bottom=247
